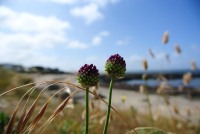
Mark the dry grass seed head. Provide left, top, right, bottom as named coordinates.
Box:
left=142, top=59, right=148, bottom=70
left=183, top=72, right=192, bottom=86
left=99, top=115, right=106, bottom=125
left=176, top=122, right=183, bottom=129
left=148, top=48, right=155, bottom=58
left=175, top=44, right=181, bottom=54
left=178, top=86, right=184, bottom=92
left=90, top=100, right=95, bottom=110
left=173, top=105, right=179, bottom=115
left=82, top=109, right=86, bottom=120
left=139, top=85, right=145, bottom=94
left=162, top=31, right=169, bottom=44
left=156, top=82, right=169, bottom=94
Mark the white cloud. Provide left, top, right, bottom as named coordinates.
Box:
left=67, top=40, right=88, bottom=49
left=0, top=32, right=66, bottom=49
left=92, top=36, right=102, bottom=45
left=92, top=31, right=109, bottom=45
left=69, top=0, right=120, bottom=24
left=130, top=55, right=143, bottom=62
left=0, top=6, right=70, bottom=33
left=87, top=0, right=119, bottom=7
left=19, top=0, right=120, bottom=25
left=0, top=6, right=90, bottom=70
left=191, top=44, right=200, bottom=52
left=116, top=39, right=129, bottom=46
left=40, top=0, right=119, bottom=6
left=86, top=56, right=98, bottom=62
left=99, top=31, right=109, bottom=36
left=41, top=0, right=77, bottom=4
left=70, top=3, right=103, bottom=24
left=156, top=52, right=166, bottom=60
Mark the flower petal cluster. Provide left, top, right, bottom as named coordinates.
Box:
left=77, top=64, right=99, bottom=88
left=105, top=54, right=126, bottom=78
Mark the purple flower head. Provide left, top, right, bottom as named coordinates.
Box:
left=105, top=54, right=126, bottom=78
left=77, top=64, right=99, bottom=88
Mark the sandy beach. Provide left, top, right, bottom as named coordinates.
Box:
left=31, top=74, right=200, bottom=125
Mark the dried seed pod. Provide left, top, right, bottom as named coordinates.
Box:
left=81, top=110, right=86, bottom=120
left=148, top=48, right=155, bottom=58
left=162, top=31, right=169, bottom=44
left=157, top=82, right=169, bottom=94
left=90, top=100, right=95, bottom=110
left=142, top=59, right=148, bottom=70
left=139, top=85, right=145, bottom=94
left=183, top=72, right=192, bottom=86
left=176, top=122, right=183, bottom=129
left=175, top=44, right=181, bottom=54
left=164, top=97, right=170, bottom=105
left=178, top=86, right=184, bottom=92
left=173, top=105, right=179, bottom=115
left=142, top=73, right=149, bottom=81
left=99, top=116, right=106, bottom=125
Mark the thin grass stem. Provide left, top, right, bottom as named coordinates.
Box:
left=144, top=80, right=154, bottom=125
left=85, top=87, right=89, bottom=134
left=34, top=89, right=81, bottom=134
left=65, top=81, right=137, bottom=134
left=103, top=77, right=114, bottom=134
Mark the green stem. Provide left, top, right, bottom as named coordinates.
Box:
left=144, top=80, right=154, bottom=125
left=103, top=77, right=114, bottom=134
left=85, top=87, right=89, bottom=134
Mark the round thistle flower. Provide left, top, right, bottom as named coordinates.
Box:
left=77, top=64, right=99, bottom=88
left=105, top=54, right=126, bottom=78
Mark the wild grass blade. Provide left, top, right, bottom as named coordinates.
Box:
left=21, top=82, right=65, bottom=132
left=26, top=84, right=66, bottom=133
left=5, top=108, right=18, bottom=134
left=0, top=80, right=65, bottom=97
left=34, top=89, right=81, bottom=134
left=16, top=85, right=39, bottom=134
left=5, top=84, right=37, bottom=134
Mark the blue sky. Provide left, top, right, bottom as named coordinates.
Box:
left=0, top=0, right=200, bottom=72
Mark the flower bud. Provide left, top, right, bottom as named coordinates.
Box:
left=105, top=54, right=126, bottom=78
left=77, top=64, right=99, bottom=88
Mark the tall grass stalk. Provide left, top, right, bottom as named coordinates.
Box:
left=34, top=89, right=81, bottom=134
left=2, top=80, right=138, bottom=134
left=103, top=77, right=114, bottom=134
left=144, top=79, right=154, bottom=125
left=85, top=87, right=89, bottom=134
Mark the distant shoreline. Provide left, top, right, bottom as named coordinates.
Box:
left=100, top=70, right=200, bottom=82
left=99, top=81, right=200, bottom=98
